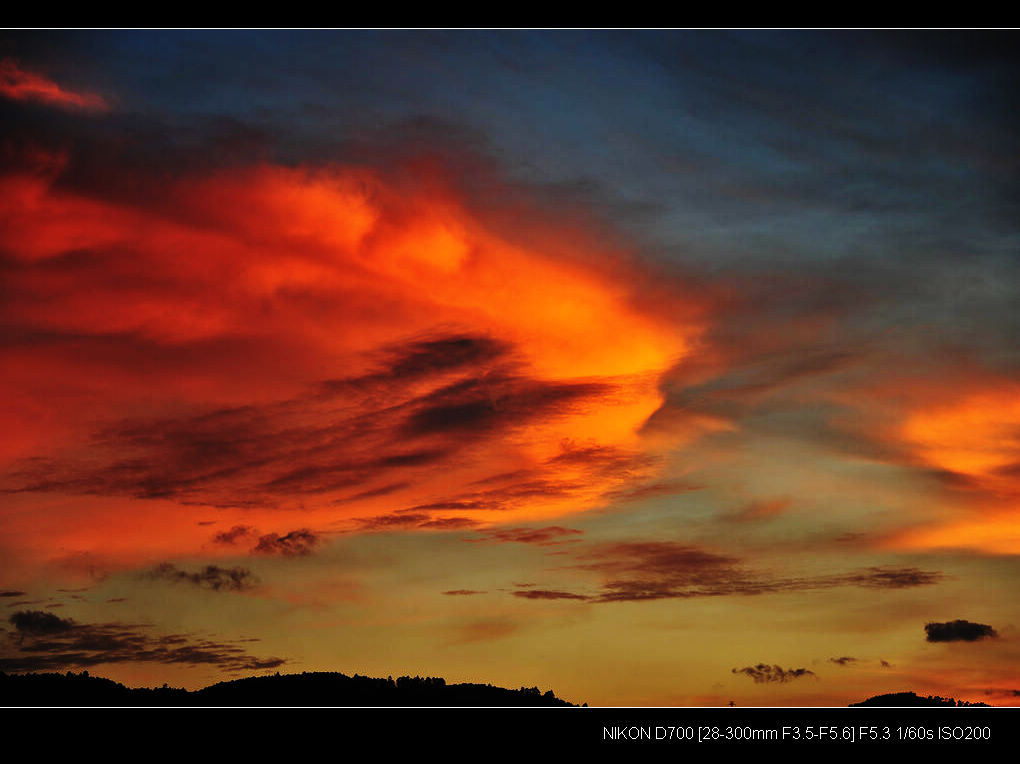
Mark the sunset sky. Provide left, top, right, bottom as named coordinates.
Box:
left=1, top=30, right=1018, bottom=706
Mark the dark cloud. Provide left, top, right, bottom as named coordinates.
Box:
left=357, top=513, right=479, bottom=532
left=0, top=318, right=657, bottom=533
left=512, top=590, right=589, bottom=601
left=442, top=589, right=486, bottom=596
left=401, top=376, right=611, bottom=438
left=417, top=517, right=480, bottom=530
left=401, top=444, right=659, bottom=517
left=1, top=610, right=284, bottom=673
left=607, top=480, right=701, bottom=502
left=315, top=335, right=510, bottom=397
left=144, top=563, right=257, bottom=592
left=0, top=591, right=26, bottom=598
left=338, top=482, right=412, bottom=502
left=924, top=619, right=998, bottom=643
left=839, top=567, right=944, bottom=589
left=828, top=656, right=858, bottom=666
left=3, top=334, right=615, bottom=509
left=370, top=335, right=510, bottom=382
left=252, top=529, right=319, bottom=557
left=544, top=444, right=657, bottom=480
left=984, top=688, right=1020, bottom=698
left=261, top=450, right=449, bottom=496
left=9, top=610, right=74, bottom=635
left=732, top=664, right=816, bottom=684
left=357, top=513, right=431, bottom=530
left=573, top=542, right=743, bottom=602
left=406, top=486, right=562, bottom=514
left=212, top=525, right=255, bottom=545
left=505, top=541, right=945, bottom=604
left=470, top=526, right=583, bottom=546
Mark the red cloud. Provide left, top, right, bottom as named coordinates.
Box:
left=0, top=59, right=108, bottom=111
left=0, top=155, right=710, bottom=579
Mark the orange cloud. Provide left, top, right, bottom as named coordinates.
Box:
left=887, top=508, right=1020, bottom=556
left=856, top=375, right=1020, bottom=554
left=0, top=157, right=709, bottom=577
left=0, top=58, right=108, bottom=111
left=900, top=381, right=1020, bottom=498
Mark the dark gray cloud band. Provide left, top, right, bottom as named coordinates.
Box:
left=2, top=610, right=284, bottom=673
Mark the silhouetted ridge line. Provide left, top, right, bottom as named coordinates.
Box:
left=0, top=670, right=578, bottom=706
left=850, top=691, right=991, bottom=707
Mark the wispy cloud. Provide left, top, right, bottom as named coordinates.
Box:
left=828, top=656, right=859, bottom=667
left=0, top=58, right=109, bottom=111
left=252, top=529, right=319, bottom=557
left=468, top=526, right=583, bottom=546
left=512, top=589, right=589, bottom=601
left=505, top=540, right=943, bottom=603
left=143, top=563, right=257, bottom=592
left=212, top=525, right=256, bottom=545
left=1, top=610, right=283, bottom=673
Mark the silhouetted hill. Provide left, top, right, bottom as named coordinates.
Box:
left=850, top=691, right=990, bottom=707
left=0, top=670, right=577, bottom=706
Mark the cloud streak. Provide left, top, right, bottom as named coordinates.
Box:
left=504, top=541, right=944, bottom=604
left=828, top=656, right=859, bottom=666
left=0, top=58, right=108, bottom=111
left=512, top=589, right=589, bottom=601
left=2, top=610, right=283, bottom=673
left=468, top=526, right=584, bottom=546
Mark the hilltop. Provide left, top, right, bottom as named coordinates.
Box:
left=0, top=670, right=578, bottom=707
left=850, top=691, right=990, bottom=707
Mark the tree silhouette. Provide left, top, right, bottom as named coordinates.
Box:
left=0, top=669, right=576, bottom=707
